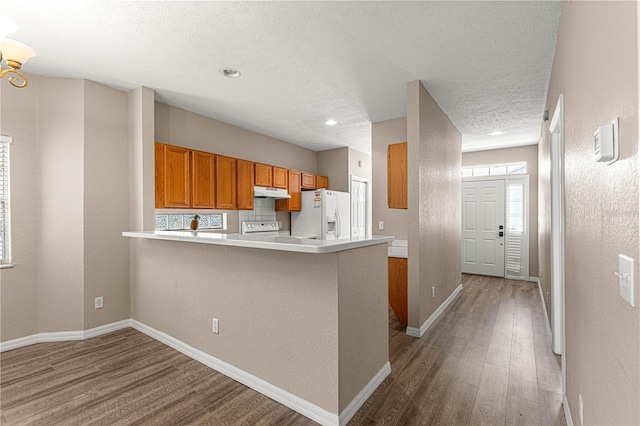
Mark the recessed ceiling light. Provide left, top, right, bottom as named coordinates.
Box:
left=488, top=130, right=505, bottom=136
left=325, top=119, right=337, bottom=126
left=220, top=67, right=241, bottom=78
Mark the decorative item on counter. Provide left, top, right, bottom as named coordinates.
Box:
left=190, top=214, right=200, bottom=230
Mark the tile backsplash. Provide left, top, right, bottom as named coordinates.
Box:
left=155, top=213, right=224, bottom=230
left=239, top=198, right=276, bottom=223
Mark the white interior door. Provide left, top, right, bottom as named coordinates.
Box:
left=462, top=180, right=506, bottom=276
left=351, top=180, right=366, bottom=238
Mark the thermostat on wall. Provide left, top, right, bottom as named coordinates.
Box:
left=594, top=118, right=619, bottom=165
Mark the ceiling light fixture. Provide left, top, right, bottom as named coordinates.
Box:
left=0, top=16, right=36, bottom=88
left=220, top=67, right=241, bottom=78
left=325, top=119, right=337, bottom=126
left=488, top=130, right=505, bottom=136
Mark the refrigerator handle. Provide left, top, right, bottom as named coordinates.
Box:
left=335, top=208, right=341, bottom=238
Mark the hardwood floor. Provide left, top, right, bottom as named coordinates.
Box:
left=0, top=274, right=564, bottom=425
left=349, top=274, right=565, bottom=426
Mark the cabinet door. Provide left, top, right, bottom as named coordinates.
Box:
left=164, top=144, right=191, bottom=208
left=387, top=142, right=407, bottom=209
left=301, top=173, right=316, bottom=189
left=273, top=167, right=288, bottom=189
left=191, top=150, right=215, bottom=209
left=155, top=142, right=166, bottom=208
left=216, top=155, right=237, bottom=209
left=316, top=175, right=329, bottom=190
left=276, top=170, right=301, bottom=212
left=237, top=159, right=254, bottom=210
left=255, top=163, right=272, bottom=187
left=388, top=258, right=408, bottom=325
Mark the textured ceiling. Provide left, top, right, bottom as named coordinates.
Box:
left=1, top=1, right=562, bottom=154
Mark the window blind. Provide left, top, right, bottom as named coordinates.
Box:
left=506, top=182, right=524, bottom=278
left=0, top=136, right=11, bottom=265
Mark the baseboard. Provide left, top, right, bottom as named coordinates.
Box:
left=563, top=393, right=574, bottom=426
left=338, top=362, right=391, bottom=425
left=406, top=283, right=463, bottom=338
left=531, top=277, right=553, bottom=343
left=129, top=319, right=340, bottom=426
left=0, top=319, right=132, bottom=352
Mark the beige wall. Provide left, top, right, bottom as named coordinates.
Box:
left=130, top=239, right=388, bottom=415
left=0, top=76, right=41, bottom=341
left=540, top=2, right=639, bottom=424
left=154, top=102, right=319, bottom=232
left=318, top=147, right=350, bottom=192
left=407, top=81, right=462, bottom=329
left=338, top=243, right=388, bottom=411
left=128, top=87, right=156, bottom=232
left=463, top=145, right=539, bottom=277
left=38, top=78, right=86, bottom=333
left=1, top=76, right=131, bottom=341
left=317, top=146, right=371, bottom=193
left=371, top=117, right=408, bottom=240
left=348, top=147, right=372, bottom=182
left=84, top=81, right=131, bottom=329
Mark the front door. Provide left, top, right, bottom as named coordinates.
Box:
left=462, top=180, right=506, bottom=276
left=351, top=180, right=366, bottom=238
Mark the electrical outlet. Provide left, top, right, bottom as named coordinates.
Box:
left=212, top=318, right=219, bottom=334
left=95, top=296, right=104, bottom=309
left=378, top=221, right=384, bottom=230
left=579, top=393, right=584, bottom=425
left=432, top=286, right=435, bottom=298
left=546, top=291, right=550, bottom=304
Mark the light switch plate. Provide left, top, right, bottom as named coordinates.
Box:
left=618, top=255, right=635, bottom=307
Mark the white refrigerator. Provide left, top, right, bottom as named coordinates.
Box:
left=291, top=190, right=351, bottom=239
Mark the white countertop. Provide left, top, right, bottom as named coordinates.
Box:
left=123, top=230, right=394, bottom=254
left=388, top=239, right=408, bottom=258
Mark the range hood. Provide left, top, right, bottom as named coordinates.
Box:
left=254, top=186, right=291, bottom=199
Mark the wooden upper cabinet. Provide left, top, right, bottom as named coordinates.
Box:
left=255, top=163, right=272, bottom=187
left=215, top=155, right=237, bottom=209
left=236, top=159, right=254, bottom=210
left=191, top=150, right=215, bottom=209
left=273, top=167, right=288, bottom=189
left=155, top=143, right=166, bottom=208
left=276, top=170, right=301, bottom=212
left=316, top=175, right=329, bottom=190
left=301, top=173, right=316, bottom=189
left=387, top=142, right=407, bottom=209
left=163, top=144, right=191, bottom=208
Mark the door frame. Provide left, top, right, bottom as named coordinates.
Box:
left=549, top=94, right=566, bottom=396
left=350, top=175, right=372, bottom=237
left=462, top=175, right=530, bottom=280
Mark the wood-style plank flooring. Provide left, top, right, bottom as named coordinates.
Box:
left=349, top=274, right=565, bottom=426
left=1, top=274, right=564, bottom=425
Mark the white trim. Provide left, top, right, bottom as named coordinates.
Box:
left=0, top=135, right=13, bottom=144
left=530, top=277, right=553, bottom=342
left=0, top=319, right=132, bottom=352
left=407, top=284, right=463, bottom=337
left=563, top=394, right=574, bottom=426
left=129, top=320, right=340, bottom=426
left=338, top=362, right=391, bottom=426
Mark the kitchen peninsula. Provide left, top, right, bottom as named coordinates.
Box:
left=124, top=231, right=393, bottom=425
